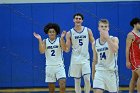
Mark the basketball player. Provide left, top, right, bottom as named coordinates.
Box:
left=61, top=13, right=94, bottom=93
left=126, top=17, right=140, bottom=93
left=128, top=71, right=139, bottom=93
left=33, top=23, right=66, bottom=93
left=92, top=19, right=119, bottom=93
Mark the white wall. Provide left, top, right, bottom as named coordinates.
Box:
left=0, top=0, right=140, bottom=4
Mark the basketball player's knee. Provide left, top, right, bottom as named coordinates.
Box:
left=48, top=84, right=55, bottom=93
left=59, top=81, right=66, bottom=92
left=135, top=69, right=140, bottom=75
left=75, top=78, right=81, bottom=85
left=131, top=78, right=137, bottom=83
left=49, top=89, right=55, bottom=93
left=94, top=89, right=103, bottom=93
left=84, top=76, right=90, bottom=83
left=59, top=79, right=66, bottom=88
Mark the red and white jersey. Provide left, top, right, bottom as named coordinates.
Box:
left=129, top=32, right=140, bottom=70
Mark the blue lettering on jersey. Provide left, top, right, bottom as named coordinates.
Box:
left=97, top=47, right=108, bottom=52
left=100, top=52, right=106, bottom=60
left=47, top=45, right=58, bottom=49
left=75, top=35, right=86, bottom=39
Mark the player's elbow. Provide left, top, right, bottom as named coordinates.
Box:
left=64, top=50, right=70, bottom=53
left=39, top=51, right=45, bottom=54
left=111, top=45, right=118, bottom=53
left=39, top=49, right=45, bottom=54
left=112, top=48, right=118, bottom=53
left=64, top=48, right=70, bottom=52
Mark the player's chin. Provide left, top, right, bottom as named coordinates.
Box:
left=49, top=36, right=55, bottom=39
left=76, top=23, right=81, bottom=26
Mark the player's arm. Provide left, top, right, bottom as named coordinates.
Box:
left=38, top=39, right=46, bottom=54
left=126, top=32, right=134, bottom=69
left=92, top=41, right=98, bottom=80
left=33, top=32, right=46, bottom=54
left=88, top=28, right=95, bottom=44
left=60, top=31, right=67, bottom=51
left=65, top=31, right=71, bottom=52
left=60, top=31, right=71, bottom=52
left=106, top=36, right=119, bottom=53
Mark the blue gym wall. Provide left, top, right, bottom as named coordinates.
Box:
left=0, top=1, right=140, bottom=88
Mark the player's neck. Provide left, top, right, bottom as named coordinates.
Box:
left=74, top=25, right=83, bottom=32
left=49, top=37, right=56, bottom=41
left=133, top=28, right=139, bottom=33
left=132, top=29, right=140, bottom=37
left=100, top=37, right=106, bottom=44
left=132, top=28, right=140, bottom=37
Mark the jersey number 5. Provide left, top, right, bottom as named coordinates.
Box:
left=79, top=39, right=83, bottom=46
left=51, top=50, right=55, bottom=56
left=100, top=52, right=106, bottom=60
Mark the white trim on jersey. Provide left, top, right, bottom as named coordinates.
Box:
left=70, top=26, right=90, bottom=64
left=95, top=36, right=118, bottom=71
left=45, top=37, right=64, bottom=66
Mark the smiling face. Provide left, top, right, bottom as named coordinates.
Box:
left=48, top=28, right=57, bottom=40
left=73, top=15, right=83, bottom=26
left=44, top=23, right=60, bottom=40
left=73, top=13, right=84, bottom=27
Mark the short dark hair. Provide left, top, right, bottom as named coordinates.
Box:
left=130, top=17, right=140, bottom=28
left=44, top=23, right=60, bottom=35
left=73, top=13, right=84, bottom=20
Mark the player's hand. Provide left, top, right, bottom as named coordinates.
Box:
left=126, top=61, right=131, bottom=69
left=92, top=73, right=95, bottom=81
left=33, top=32, right=41, bottom=40
left=61, top=31, right=67, bottom=38
left=100, top=30, right=110, bottom=40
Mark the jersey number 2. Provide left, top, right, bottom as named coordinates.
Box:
left=51, top=50, right=55, bottom=56
left=100, top=52, right=106, bottom=60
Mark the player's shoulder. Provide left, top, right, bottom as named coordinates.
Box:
left=109, top=35, right=117, bottom=39
left=110, top=36, right=119, bottom=43
left=65, top=30, right=71, bottom=39
left=66, top=30, right=71, bottom=36
left=86, top=27, right=92, bottom=32
left=86, top=27, right=93, bottom=36
left=127, top=32, right=135, bottom=39
left=43, top=38, right=48, bottom=42
left=127, top=32, right=134, bottom=36
left=111, top=36, right=118, bottom=40
left=67, top=30, right=71, bottom=34
left=94, top=38, right=100, bottom=45
left=86, top=27, right=91, bottom=30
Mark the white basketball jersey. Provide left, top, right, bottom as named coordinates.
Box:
left=95, top=36, right=118, bottom=71
left=45, top=37, right=64, bottom=66
left=70, top=26, right=90, bottom=64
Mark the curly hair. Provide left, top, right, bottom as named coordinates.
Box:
left=44, top=23, right=60, bottom=35
left=130, top=17, right=140, bottom=28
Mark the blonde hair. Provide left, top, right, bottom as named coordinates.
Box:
left=98, top=19, right=109, bottom=25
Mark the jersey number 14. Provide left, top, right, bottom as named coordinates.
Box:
left=100, top=52, right=106, bottom=60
